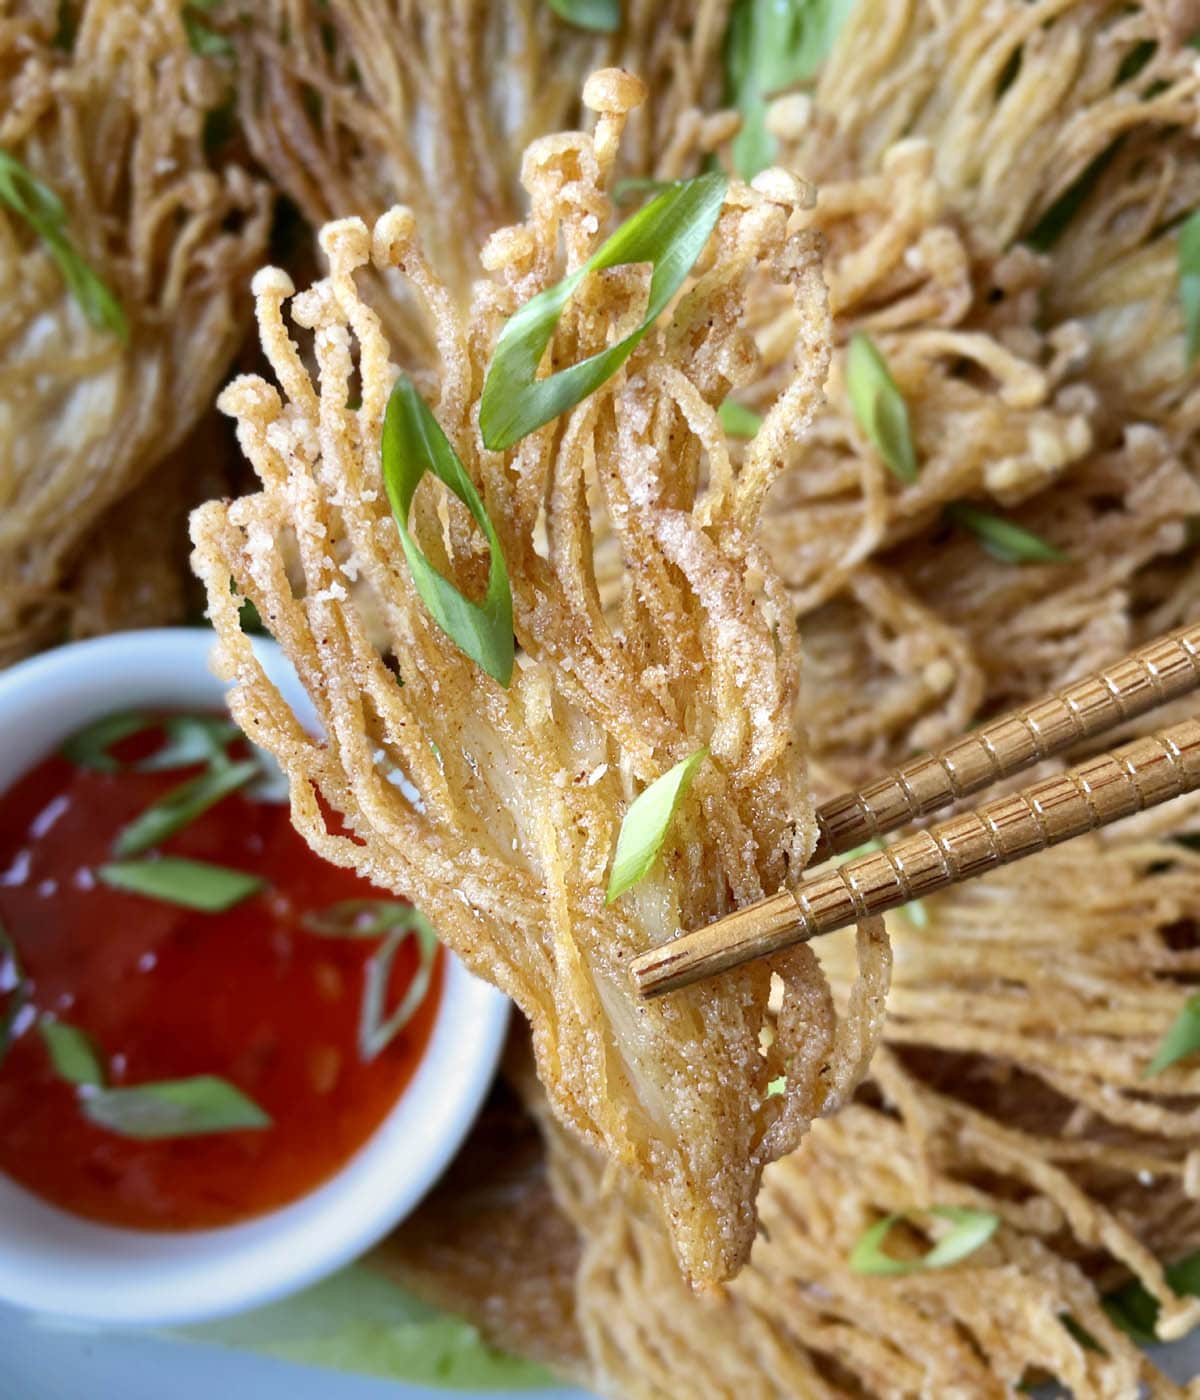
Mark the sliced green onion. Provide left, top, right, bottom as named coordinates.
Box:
left=849, top=1206, right=999, bottom=1276
left=61, top=712, right=150, bottom=771
left=0, top=149, right=128, bottom=340
left=183, top=0, right=233, bottom=56
left=304, top=899, right=423, bottom=939
left=304, top=900, right=440, bottom=1061
left=546, top=0, right=619, bottom=31
left=1104, top=1248, right=1200, bottom=1345
left=846, top=332, right=917, bottom=483
left=98, top=858, right=264, bottom=912
left=479, top=173, right=727, bottom=451
left=1178, top=211, right=1200, bottom=366
left=112, top=759, right=258, bottom=859
left=607, top=748, right=707, bottom=902
left=611, top=177, right=673, bottom=208
left=719, top=399, right=764, bottom=438
left=0, top=923, right=30, bottom=1071
left=724, top=0, right=854, bottom=178
left=946, top=503, right=1067, bottom=564
left=382, top=375, right=514, bottom=686
left=38, top=1021, right=105, bottom=1088
left=1143, top=991, right=1200, bottom=1078
left=82, top=1076, right=271, bottom=1140
left=136, top=714, right=241, bottom=772
left=765, top=1075, right=786, bottom=1097
left=361, top=909, right=440, bottom=1062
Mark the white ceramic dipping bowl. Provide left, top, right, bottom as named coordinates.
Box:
left=0, top=628, right=508, bottom=1326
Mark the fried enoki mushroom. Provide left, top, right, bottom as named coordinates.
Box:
left=704, top=0, right=1200, bottom=783
left=222, top=0, right=735, bottom=353
left=191, top=70, right=891, bottom=1287
left=0, top=0, right=271, bottom=664
left=535, top=1047, right=1197, bottom=1400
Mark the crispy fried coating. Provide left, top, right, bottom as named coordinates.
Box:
left=191, top=74, right=890, bottom=1286
left=0, top=0, right=271, bottom=663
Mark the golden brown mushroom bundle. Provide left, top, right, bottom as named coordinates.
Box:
left=0, top=0, right=271, bottom=663
left=717, top=0, right=1200, bottom=782
left=220, top=0, right=735, bottom=324
left=191, top=72, right=890, bottom=1287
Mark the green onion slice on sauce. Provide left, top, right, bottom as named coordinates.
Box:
left=61, top=712, right=151, bottom=771
left=112, top=759, right=259, bottom=859
left=546, top=0, right=619, bottom=32
left=1178, top=210, right=1200, bottom=367
left=305, top=900, right=440, bottom=1061
left=1143, top=990, right=1200, bottom=1078
left=945, top=502, right=1067, bottom=564
left=382, top=374, right=514, bottom=687
left=38, top=1020, right=105, bottom=1087
left=61, top=711, right=239, bottom=773
left=479, top=173, right=727, bottom=451
left=607, top=748, right=707, bottom=902
left=849, top=1206, right=1000, bottom=1277
left=0, top=149, right=128, bottom=340
left=0, top=924, right=30, bottom=1070
left=82, top=1077, right=271, bottom=1140
left=136, top=714, right=241, bottom=772
left=110, top=761, right=260, bottom=856
left=846, top=332, right=918, bottom=484
left=98, top=858, right=264, bottom=912
left=719, top=399, right=764, bottom=438
left=37, top=1019, right=271, bottom=1140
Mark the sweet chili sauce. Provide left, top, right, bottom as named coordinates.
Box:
left=0, top=715, right=442, bottom=1231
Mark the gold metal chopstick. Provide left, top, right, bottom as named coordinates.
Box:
left=631, top=625, right=1200, bottom=999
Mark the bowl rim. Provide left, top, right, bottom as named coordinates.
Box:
left=0, top=627, right=508, bottom=1326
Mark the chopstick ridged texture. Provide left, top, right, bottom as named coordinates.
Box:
left=810, top=623, right=1200, bottom=863
left=634, top=716, right=1200, bottom=996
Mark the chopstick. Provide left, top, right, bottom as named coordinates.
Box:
left=631, top=624, right=1200, bottom=999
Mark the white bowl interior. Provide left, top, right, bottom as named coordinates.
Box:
left=0, top=629, right=508, bottom=1326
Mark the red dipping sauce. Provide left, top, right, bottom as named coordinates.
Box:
left=0, top=716, right=442, bottom=1231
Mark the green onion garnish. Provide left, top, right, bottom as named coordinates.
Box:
left=607, top=748, right=707, bottom=902
left=1178, top=210, right=1200, bottom=367
left=183, top=0, right=233, bottom=56
left=718, top=399, right=764, bottom=438
left=61, top=712, right=150, bottom=771
left=98, top=858, right=264, bottom=912
left=611, top=177, right=673, bottom=207
left=1104, top=1248, right=1200, bottom=1344
left=479, top=173, right=727, bottom=451
left=37, top=1020, right=271, bottom=1140
left=945, top=503, right=1067, bottom=564
left=137, top=714, right=241, bottom=771
left=846, top=332, right=918, bottom=483
left=546, top=0, right=620, bottom=32
left=38, top=1021, right=104, bottom=1088
left=849, top=1206, right=999, bottom=1276
left=61, top=711, right=239, bottom=773
left=382, top=374, right=514, bottom=687
left=0, top=149, right=128, bottom=340
left=0, top=923, right=30, bottom=1070
left=723, top=0, right=853, bottom=178
left=1143, top=991, right=1200, bottom=1078
left=83, top=1076, right=271, bottom=1140
left=112, top=759, right=258, bottom=859
left=305, top=900, right=440, bottom=1061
